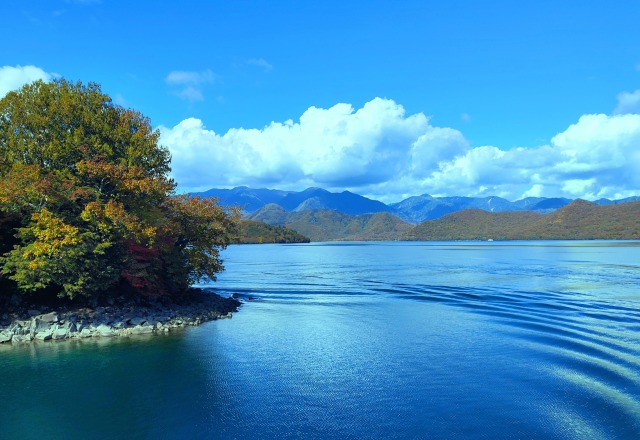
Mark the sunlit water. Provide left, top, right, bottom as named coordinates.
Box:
left=1, top=241, right=639, bottom=439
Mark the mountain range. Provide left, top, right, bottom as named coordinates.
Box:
left=195, top=186, right=640, bottom=224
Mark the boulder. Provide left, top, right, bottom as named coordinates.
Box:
left=96, top=324, right=114, bottom=337
left=11, top=334, right=31, bottom=343
left=35, top=330, right=53, bottom=341
left=128, top=317, right=146, bottom=326
left=37, top=312, right=59, bottom=323
left=0, top=330, right=13, bottom=343
left=32, top=318, right=55, bottom=333
left=53, top=327, right=69, bottom=340
left=130, top=325, right=153, bottom=335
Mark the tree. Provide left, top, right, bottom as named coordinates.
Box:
left=0, top=79, right=238, bottom=299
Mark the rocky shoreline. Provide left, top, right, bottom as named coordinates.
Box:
left=0, top=288, right=241, bottom=344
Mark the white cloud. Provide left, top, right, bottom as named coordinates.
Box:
left=420, top=113, right=640, bottom=201
left=160, top=98, right=640, bottom=203
left=160, top=98, right=465, bottom=195
left=614, top=89, right=640, bottom=114
left=166, top=70, right=215, bottom=85
left=165, top=69, right=216, bottom=102
left=247, top=58, right=273, bottom=72
left=0, top=65, right=52, bottom=98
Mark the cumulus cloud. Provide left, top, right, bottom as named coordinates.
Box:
left=419, top=113, right=640, bottom=201
left=165, top=69, right=216, bottom=102
left=0, top=65, right=52, bottom=98
left=160, top=98, right=466, bottom=195
left=614, top=89, right=640, bottom=114
left=159, top=98, right=640, bottom=203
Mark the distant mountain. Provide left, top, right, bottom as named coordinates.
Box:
left=278, top=187, right=390, bottom=215
left=195, top=186, right=389, bottom=216
left=528, top=197, right=572, bottom=212
left=512, top=197, right=547, bottom=210
left=612, top=196, right=640, bottom=204
left=248, top=208, right=413, bottom=241
left=405, top=200, right=640, bottom=241
left=243, top=199, right=640, bottom=242
left=390, top=194, right=522, bottom=222
left=195, top=186, right=639, bottom=224
left=195, top=186, right=291, bottom=213
left=388, top=194, right=458, bottom=223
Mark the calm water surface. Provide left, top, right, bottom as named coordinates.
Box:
left=1, top=241, right=639, bottom=439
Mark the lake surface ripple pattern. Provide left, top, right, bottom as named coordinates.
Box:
left=1, top=241, right=639, bottom=439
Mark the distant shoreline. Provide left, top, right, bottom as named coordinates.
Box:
left=0, top=289, right=241, bottom=345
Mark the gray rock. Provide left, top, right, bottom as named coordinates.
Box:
left=15, top=320, right=30, bottom=329
left=37, top=312, right=59, bottom=323
left=53, top=328, right=68, bottom=340
left=128, top=317, right=146, bottom=326
left=0, top=330, right=13, bottom=343
left=130, top=325, right=153, bottom=335
left=11, top=334, right=31, bottom=343
left=79, top=328, right=92, bottom=338
left=33, top=318, right=55, bottom=333
left=96, top=324, right=114, bottom=337
left=35, top=330, right=53, bottom=341
left=15, top=326, right=31, bottom=336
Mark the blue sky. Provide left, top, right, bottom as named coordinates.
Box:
left=2, top=0, right=640, bottom=202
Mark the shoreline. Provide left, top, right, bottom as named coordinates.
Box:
left=0, top=289, right=241, bottom=344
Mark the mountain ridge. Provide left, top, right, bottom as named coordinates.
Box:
left=246, top=199, right=640, bottom=242
left=194, top=186, right=640, bottom=224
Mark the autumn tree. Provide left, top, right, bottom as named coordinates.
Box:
left=0, top=79, right=238, bottom=299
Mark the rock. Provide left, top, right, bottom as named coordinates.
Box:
left=53, top=328, right=68, bottom=340
left=130, top=325, right=153, bottom=335
left=79, top=328, right=92, bottom=338
left=11, top=334, right=31, bottom=343
left=33, top=318, right=55, bottom=333
left=0, top=330, right=13, bottom=343
left=35, top=330, right=53, bottom=341
left=37, top=312, right=59, bottom=323
left=96, top=324, right=114, bottom=337
left=27, top=309, right=41, bottom=316
left=15, top=320, right=31, bottom=329
left=128, top=317, right=146, bottom=326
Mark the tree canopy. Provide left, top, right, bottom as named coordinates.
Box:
left=0, top=79, right=238, bottom=299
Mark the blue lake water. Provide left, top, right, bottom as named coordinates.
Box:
left=1, top=241, right=639, bottom=439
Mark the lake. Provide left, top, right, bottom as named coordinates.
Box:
left=1, top=241, right=639, bottom=439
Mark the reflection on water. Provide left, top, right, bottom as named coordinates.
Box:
left=1, top=241, right=639, bottom=439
